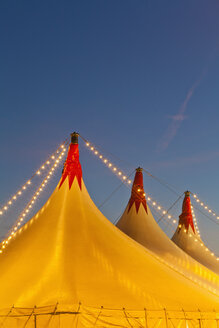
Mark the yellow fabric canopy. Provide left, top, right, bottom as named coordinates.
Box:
left=0, top=141, right=218, bottom=327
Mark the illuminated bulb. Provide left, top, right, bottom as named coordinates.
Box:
left=189, top=234, right=192, bottom=237
left=18, top=191, right=22, bottom=195
left=51, top=168, right=55, bottom=171
left=99, top=155, right=103, bottom=159
left=14, top=227, right=17, bottom=231
left=26, top=209, right=29, bottom=213
left=2, top=245, right=5, bottom=249
left=4, top=206, right=8, bottom=210
left=37, top=171, right=41, bottom=175
left=41, top=165, right=45, bottom=169
left=2, top=241, right=5, bottom=244
left=153, top=202, right=156, bottom=206
left=90, top=147, right=94, bottom=151
left=39, top=188, right=42, bottom=191
left=196, top=199, right=200, bottom=203
left=138, top=189, right=141, bottom=192
left=148, top=197, right=151, bottom=201
left=200, top=202, right=203, bottom=206
left=211, top=253, right=214, bottom=256
left=20, top=218, right=23, bottom=222
left=45, top=180, right=47, bottom=183
left=108, top=163, right=112, bottom=167
left=0, top=250, right=2, bottom=253
left=123, top=176, right=127, bottom=180
left=217, top=217, right=219, bottom=220
left=33, top=196, right=37, bottom=200
left=157, top=206, right=161, bottom=210
left=51, top=156, right=55, bottom=159
left=8, top=201, right=12, bottom=205
left=163, top=211, right=166, bottom=214
left=193, top=195, right=197, bottom=198
left=168, top=215, right=171, bottom=219
left=86, top=143, right=89, bottom=146
left=143, top=193, right=146, bottom=196
left=94, top=151, right=98, bottom=155
left=5, top=241, right=8, bottom=244
left=0, top=211, right=3, bottom=215
left=104, top=159, right=108, bottom=163
left=209, top=210, right=212, bottom=213
left=205, top=248, right=208, bottom=252
left=113, top=168, right=117, bottom=171
left=54, top=164, right=57, bottom=167
left=204, top=206, right=208, bottom=209
left=18, top=222, right=21, bottom=226
left=27, top=181, right=31, bottom=185
left=195, top=239, right=198, bottom=242
left=61, top=145, right=65, bottom=148
left=23, top=186, right=26, bottom=190
left=47, top=161, right=50, bottom=165
left=118, top=172, right=122, bottom=176
left=8, top=236, right=12, bottom=240
left=128, top=180, right=132, bottom=184
left=173, top=220, right=176, bottom=223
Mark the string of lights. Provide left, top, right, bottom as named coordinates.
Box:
left=0, top=140, right=68, bottom=218
left=81, top=136, right=219, bottom=261
left=0, top=147, right=67, bottom=254
left=191, top=193, right=219, bottom=221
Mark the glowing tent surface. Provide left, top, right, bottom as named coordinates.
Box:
left=116, top=168, right=219, bottom=290
left=172, top=191, right=219, bottom=275
left=0, top=135, right=218, bottom=327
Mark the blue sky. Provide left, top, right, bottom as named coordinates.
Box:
left=0, top=0, right=219, bottom=251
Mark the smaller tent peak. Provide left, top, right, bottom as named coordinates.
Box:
left=128, top=167, right=148, bottom=214
left=59, top=132, right=82, bottom=190
left=178, top=191, right=195, bottom=234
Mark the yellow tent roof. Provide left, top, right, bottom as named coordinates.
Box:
left=172, top=191, right=219, bottom=275
left=0, top=136, right=218, bottom=326
left=117, top=168, right=219, bottom=289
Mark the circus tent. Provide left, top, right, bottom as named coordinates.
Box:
left=0, top=134, right=218, bottom=327
left=116, top=167, right=219, bottom=288
left=172, top=191, right=219, bottom=275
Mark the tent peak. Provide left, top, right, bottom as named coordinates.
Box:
left=128, top=168, right=147, bottom=214
left=70, top=132, right=79, bottom=144
left=59, top=133, right=82, bottom=190
left=178, top=191, right=195, bottom=234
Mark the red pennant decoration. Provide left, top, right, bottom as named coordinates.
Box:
left=178, top=194, right=195, bottom=234
left=59, top=143, right=82, bottom=190
left=128, top=169, right=148, bottom=214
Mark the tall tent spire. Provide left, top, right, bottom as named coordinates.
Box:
left=178, top=191, right=195, bottom=233
left=128, top=167, right=147, bottom=213
left=59, top=132, right=82, bottom=190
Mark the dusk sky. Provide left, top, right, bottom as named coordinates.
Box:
left=0, top=1, right=219, bottom=251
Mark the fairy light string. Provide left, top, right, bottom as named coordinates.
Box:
left=0, top=139, right=68, bottom=217
left=80, top=135, right=219, bottom=261
left=0, top=147, right=67, bottom=253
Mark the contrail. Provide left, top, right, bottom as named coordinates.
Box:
left=157, top=68, right=207, bottom=151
